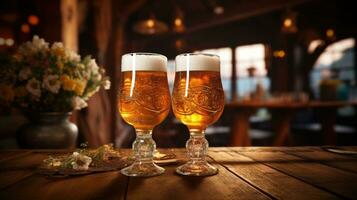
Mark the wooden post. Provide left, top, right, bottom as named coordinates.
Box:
left=60, top=0, right=78, bottom=52
left=354, top=36, right=357, bottom=84
left=231, top=47, right=238, bottom=102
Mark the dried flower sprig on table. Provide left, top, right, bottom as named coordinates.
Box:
left=42, top=144, right=123, bottom=172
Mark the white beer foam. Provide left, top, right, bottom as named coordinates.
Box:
left=175, top=53, right=220, bottom=72
left=121, top=53, right=167, bottom=72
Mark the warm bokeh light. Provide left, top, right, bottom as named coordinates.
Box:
left=5, top=38, right=14, bottom=46
left=326, top=29, right=335, bottom=38
left=175, top=39, right=183, bottom=49
left=283, top=18, right=292, bottom=27
left=21, top=24, right=30, bottom=33
left=174, top=18, right=183, bottom=27
left=0, top=37, right=4, bottom=45
left=273, top=50, right=286, bottom=58
left=214, top=6, right=224, bottom=15
left=28, top=15, right=39, bottom=25
left=146, top=19, right=155, bottom=28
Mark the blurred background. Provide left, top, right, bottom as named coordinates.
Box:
left=1, top=0, right=357, bottom=149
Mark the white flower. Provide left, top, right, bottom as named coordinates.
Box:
left=83, top=71, right=91, bottom=80
left=26, top=78, right=41, bottom=98
left=51, top=42, right=64, bottom=50
left=72, top=96, right=88, bottom=110
left=42, top=74, right=61, bottom=93
left=77, top=63, right=85, bottom=69
left=66, top=49, right=81, bottom=62
left=18, top=35, right=49, bottom=55
left=93, top=73, right=102, bottom=81
left=71, top=152, right=92, bottom=170
left=31, top=35, right=49, bottom=51
left=49, top=159, right=62, bottom=167
left=103, top=79, right=111, bottom=90
left=88, top=59, right=99, bottom=74
left=19, top=68, right=32, bottom=81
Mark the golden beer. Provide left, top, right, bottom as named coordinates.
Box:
left=119, top=52, right=169, bottom=177
left=172, top=71, right=224, bottom=130
left=119, top=71, right=170, bottom=130
left=173, top=53, right=224, bottom=176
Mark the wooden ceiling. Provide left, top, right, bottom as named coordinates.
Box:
left=123, top=0, right=353, bottom=58
left=1, top=0, right=356, bottom=57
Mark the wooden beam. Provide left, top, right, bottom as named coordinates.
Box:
left=186, top=0, right=312, bottom=34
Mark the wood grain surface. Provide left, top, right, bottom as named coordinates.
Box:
left=1, top=147, right=357, bottom=200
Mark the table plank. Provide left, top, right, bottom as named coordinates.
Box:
left=219, top=146, right=318, bottom=152
left=0, top=148, right=356, bottom=200
left=0, top=151, right=129, bottom=200
left=0, top=151, right=32, bottom=163
left=126, top=150, right=270, bottom=200
left=0, top=170, right=34, bottom=189
left=209, top=150, right=338, bottom=200
left=285, top=149, right=357, bottom=174
left=238, top=150, right=357, bottom=199
left=0, top=152, right=48, bottom=170
left=0, top=152, right=46, bottom=190
left=0, top=171, right=128, bottom=200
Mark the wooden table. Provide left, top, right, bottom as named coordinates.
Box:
left=1, top=147, right=357, bottom=199
left=226, top=101, right=357, bottom=146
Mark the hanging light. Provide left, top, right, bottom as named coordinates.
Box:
left=326, top=28, right=336, bottom=40
left=213, top=5, right=224, bottom=15
left=5, top=38, right=14, bottom=46
left=133, top=14, right=168, bottom=35
left=0, top=37, right=5, bottom=45
left=273, top=50, right=286, bottom=58
left=208, top=0, right=224, bottom=15
left=28, top=15, right=39, bottom=25
left=175, top=38, right=186, bottom=50
left=21, top=23, right=30, bottom=33
left=281, top=9, right=298, bottom=34
left=173, top=8, right=185, bottom=33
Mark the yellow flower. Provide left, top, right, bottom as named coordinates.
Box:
left=15, top=86, right=27, bottom=97
left=60, top=75, right=86, bottom=95
left=61, top=75, right=76, bottom=91
left=74, top=79, right=87, bottom=96
left=0, top=84, right=15, bottom=102
left=53, top=47, right=65, bottom=58
left=60, top=74, right=69, bottom=83
left=56, top=60, right=64, bottom=69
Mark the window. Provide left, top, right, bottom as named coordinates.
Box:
left=235, top=44, right=270, bottom=99
left=193, top=44, right=270, bottom=101
left=310, top=38, right=355, bottom=98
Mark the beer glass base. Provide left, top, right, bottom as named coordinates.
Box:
left=121, top=161, right=165, bottom=177
left=176, top=161, right=218, bottom=176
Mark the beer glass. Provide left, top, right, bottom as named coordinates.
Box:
left=172, top=53, right=225, bottom=176
left=119, top=53, right=170, bottom=177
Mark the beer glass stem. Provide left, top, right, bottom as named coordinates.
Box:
left=186, top=130, right=208, bottom=163
left=133, top=130, right=155, bottom=162
left=176, top=129, right=217, bottom=176
left=121, top=129, right=165, bottom=177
